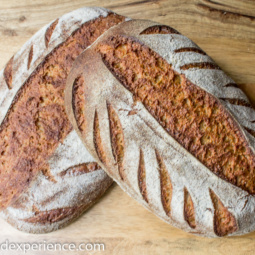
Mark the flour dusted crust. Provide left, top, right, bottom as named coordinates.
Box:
left=1, top=131, right=112, bottom=233
left=0, top=7, right=127, bottom=232
left=66, top=19, right=255, bottom=237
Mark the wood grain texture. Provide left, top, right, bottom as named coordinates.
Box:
left=0, top=0, right=254, bottom=254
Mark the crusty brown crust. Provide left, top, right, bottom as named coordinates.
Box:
left=45, top=19, right=59, bottom=48
left=140, top=25, right=179, bottom=35
left=24, top=205, right=85, bottom=224
left=93, top=110, right=108, bottom=165
left=138, top=149, right=148, bottom=203
left=107, top=102, right=125, bottom=180
left=209, top=189, right=238, bottom=237
left=0, top=12, right=124, bottom=210
left=72, top=76, right=86, bottom=133
left=96, top=35, right=255, bottom=195
left=155, top=150, right=173, bottom=217
left=3, top=56, right=14, bottom=89
left=184, top=187, right=196, bottom=229
left=59, top=162, right=101, bottom=177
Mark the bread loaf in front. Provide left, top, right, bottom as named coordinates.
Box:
left=0, top=7, right=126, bottom=232
left=66, top=19, right=255, bottom=237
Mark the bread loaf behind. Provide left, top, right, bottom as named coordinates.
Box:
left=0, top=7, right=128, bottom=233
left=0, top=6, right=125, bottom=211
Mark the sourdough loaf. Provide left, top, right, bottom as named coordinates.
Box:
left=66, top=19, right=255, bottom=237
left=0, top=7, right=126, bottom=232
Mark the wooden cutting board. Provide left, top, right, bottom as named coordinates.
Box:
left=0, top=0, right=254, bottom=254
